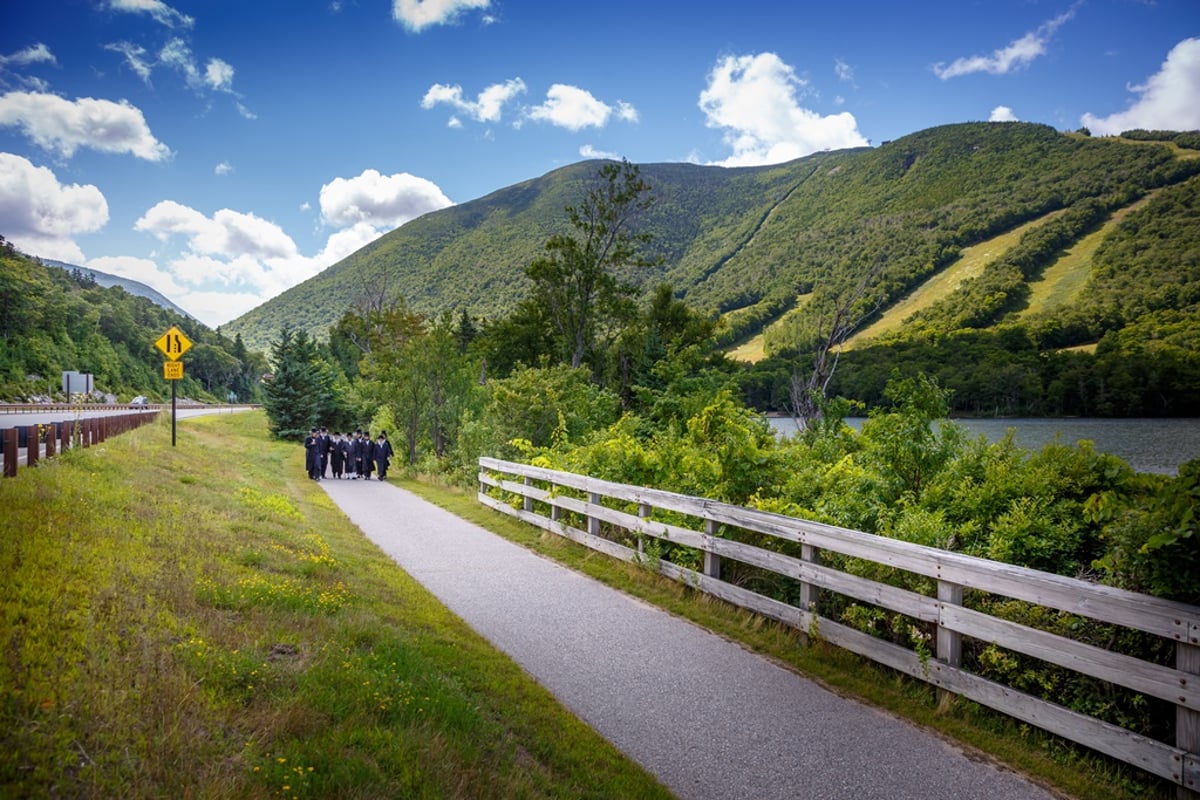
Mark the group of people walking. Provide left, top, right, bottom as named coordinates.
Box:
left=304, top=427, right=393, bottom=481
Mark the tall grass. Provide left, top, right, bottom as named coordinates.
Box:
left=0, top=411, right=671, bottom=799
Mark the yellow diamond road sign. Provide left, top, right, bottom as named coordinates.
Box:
left=155, top=326, right=192, bottom=361
left=164, top=361, right=184, bottom=380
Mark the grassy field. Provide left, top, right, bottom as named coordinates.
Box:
left=1019, top=193, right=1157, bottom=319
left=2, top=410, right=1176, bottom=799
left=0, top=411, right=671, bottom=799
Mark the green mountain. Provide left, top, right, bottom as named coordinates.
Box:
left=224, top=122, right=1200, bottom=357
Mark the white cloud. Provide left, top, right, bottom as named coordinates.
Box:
left=128, top=200, right=330, bottom=325
left=215, top=161, right=233, bottom=175
left=933, top=6, right=1076, bottom=79
left=0, top=153, right=109, bottom=262
left=108, top=0, right=194, bottom=29
left=159, top=38, right=201, bottom=87
left=126, top=180, right=443, bottom=326
left=205, top=58, right=235, bottom=91
left=834, top=58, right=856, bottom=87
left=698, top=52, right=868, bottom=167
left=421, top=78, right=526, bottom=123
left=990, top=105, right=1019, bottom=122
left=1081, top=37, right=1200, bottom=135
left=0, top=91, right=171, bottom=161
left=319, top=169, right=453, bottom=229
left=0, top=43, right=57, bottom=68
left=135, top=201, right=299, bottom=260
left=527, top=84, right=637, bottom=131
left=87, top=254, right=184, bottom=295
left=105, top=41, right=153, bottom=83
left=393, top=0, right=490, bottom=32
left=580, top=144, right=620, bottom=160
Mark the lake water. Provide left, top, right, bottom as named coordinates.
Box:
left=767, top=416, right=1200, bottom=476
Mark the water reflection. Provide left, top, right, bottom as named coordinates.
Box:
left=767, top=416, right=1200, bottom=475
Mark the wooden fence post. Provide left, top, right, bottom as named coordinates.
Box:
left=937, top=580, right=964, bottom=706
left=703, top=519, right=721, bottom=579
left=1180, top=639, right=1200, bottom=799
left=523, top=476, right=534, bottom=513
left=588, top=492, right=601, bottom=537
left=638, top=503, right=651, bottom=556
left=799, top=543, right=820, bottom=614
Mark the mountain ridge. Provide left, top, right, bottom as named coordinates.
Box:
left=222, top=122, right=1200, bottom=356
left=40, top=258, right=196, bottom=321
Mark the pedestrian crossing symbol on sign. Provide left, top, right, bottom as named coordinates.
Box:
left=154, top=326, right=192, bottom=361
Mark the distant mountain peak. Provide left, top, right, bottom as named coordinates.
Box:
left=40, top=259, right=196, bottom=321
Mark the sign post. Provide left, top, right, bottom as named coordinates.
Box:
left=154, top=326, right=192, bottom=447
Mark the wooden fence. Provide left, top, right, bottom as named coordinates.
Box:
left=478, top=456, right=1200, bottom=794
left=1, top=411, right=160, bottom=478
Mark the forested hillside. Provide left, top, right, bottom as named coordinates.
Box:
left=224, top=123, right=1200, bottom=359
left=0, top=240, right=264, bottom=402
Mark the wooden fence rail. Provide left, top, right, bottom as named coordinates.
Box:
left=478, top=456, right=1200, bottom=794
left=1, top=411, right=160, bottom=478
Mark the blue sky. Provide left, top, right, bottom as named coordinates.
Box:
left=2, top=0, right=1197, bottom=327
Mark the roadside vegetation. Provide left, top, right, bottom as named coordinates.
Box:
left=0, top=411, right=671, bottom=799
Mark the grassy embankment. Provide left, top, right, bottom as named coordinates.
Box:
left=0, top=411, right=671, bottom=799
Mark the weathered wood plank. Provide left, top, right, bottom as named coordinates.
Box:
left=942, top=604, right=1199, bottom=708
left=480, top=459, right=1197, bottom=641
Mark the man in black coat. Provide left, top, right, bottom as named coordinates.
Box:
left=303, top=427, right=321, bottom=480
left=361, top=433, right=376, bottom=480
left=319, top=427, right=331, bottom=478
left=350, top=430, right=364, bottom=479
left=374, top=432, right=393, bottom=480
left=330, top=432, right=345, bottom=478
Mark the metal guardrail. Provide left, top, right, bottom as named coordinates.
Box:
left=1, top=411, right=161, bottom=477
left=479, top=456, right=1200, bottom=792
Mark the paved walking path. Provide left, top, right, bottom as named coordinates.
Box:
left=321, top=477, right=1058, bottom=800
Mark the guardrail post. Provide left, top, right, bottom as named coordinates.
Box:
left=3, top=428, right=16, bottom=477
left=62, top=419, right=71, bottom=453
left=523, top=476, right=534, bottom=513
left=45, top=423, right=56, bottom=459
left=936, top=580, right=964, bottom=705
left=25, top=424, right=37, bottom=467
left=1180, top=639, right=1200, bottom=799
left=551, top=483, right=561, bottom=523
left=703, top=519, right=721, bottom=579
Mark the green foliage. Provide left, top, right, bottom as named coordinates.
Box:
left=526, top=159, right=658, bottom=370
left=466, top=362, right=621, bottom=462
left=0, top=244, right=264, bottom=402
left=261, top=327, right=344, bottom=440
